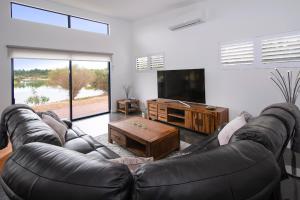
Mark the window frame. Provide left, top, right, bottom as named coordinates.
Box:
left=260, top=32, right=300, bottom=64
left=136, top=56, right=149, bottom=70
left=220, top=41, right=255, bottom=66
left=11, top=58, right=112, bottom=121
left=10, top=2, right=110, bottom=35
left=70, top=16, right=110, bottom=35
left=136, top=54, right=165, bottom=71
left=220, top=31, right=300, bottom=69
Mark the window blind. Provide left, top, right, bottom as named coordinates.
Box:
left=136, top=57, right=149, bottom=70
left=261, top=34, right=300, bottom=63
left=150, top=55, right=164, bottom=69
left=7, top=46, right=112, bottom=62
left=221, top=42, right=254, bottom=65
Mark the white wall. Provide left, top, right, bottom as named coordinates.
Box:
left=0, top=0, right=132, bottom=113
left=132, top=0, right=300, bottom=118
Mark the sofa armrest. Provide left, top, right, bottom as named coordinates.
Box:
left=1, top=143, right=133, bottom=200
left=133, top=140, right=280, bottom=200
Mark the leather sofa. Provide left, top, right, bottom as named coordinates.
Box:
left=0, top=105, right=132, bottom=200
left=0, top=103, right=298, bottom=200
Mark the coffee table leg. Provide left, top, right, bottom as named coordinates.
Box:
left=108, top=128, right=113, bottom=143
left=146, top=144, right=151, bottom=158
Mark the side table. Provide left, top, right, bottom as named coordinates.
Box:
left=117, top=99, right=140, bottom=115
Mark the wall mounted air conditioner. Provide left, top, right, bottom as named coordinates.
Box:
left=169, top=18, right=205, bottom=31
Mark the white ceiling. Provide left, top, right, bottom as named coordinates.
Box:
left=50, top=0, right=204, bottom=21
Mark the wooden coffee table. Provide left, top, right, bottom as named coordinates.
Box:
left=108, top=117, right=179, bottom=160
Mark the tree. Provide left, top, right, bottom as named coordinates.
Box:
left=26, top=89, right=49, bottom=105
left=92, top=69, right=109, bottom=92
left=48, top=66, right=94, bottom=100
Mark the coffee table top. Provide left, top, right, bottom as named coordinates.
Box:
left=109, top=117, right=178, bottom=142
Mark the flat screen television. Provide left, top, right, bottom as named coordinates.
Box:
left=157, top=69, right=205, bottom=103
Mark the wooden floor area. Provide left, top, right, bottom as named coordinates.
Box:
left=0, top=143, right=12, bottom=172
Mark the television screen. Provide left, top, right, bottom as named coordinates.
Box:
left=157, top=69, right=205, bottom=103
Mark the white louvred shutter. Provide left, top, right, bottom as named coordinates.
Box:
left=150, top=54, right=164, bottom=69
left=261, top=34, right=300, bottom=63
left=221, top=42, right=254, bottom=65
left=136, top=57, right=149, bottom=70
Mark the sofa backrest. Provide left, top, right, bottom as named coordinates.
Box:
left=133, top=140, right=280, bottom=200
left=230, top=106, right=296, bottom=159
left=2, top=106, right=62, bottom=151
left=1, top=142, right=133, bottom=200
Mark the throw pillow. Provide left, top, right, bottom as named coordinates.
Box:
left=42, top=114, right=67, bottom=145
left=37, top=111, right=68, bottom=128
left=240, top=111, right=253, bottom=122
left=110, top=157, right=153, bottom=173
left=218, top=115, right=247, bottom=145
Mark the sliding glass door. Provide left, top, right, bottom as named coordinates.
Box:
left=71, top=61, right=109, bottom=119
left=12, top=59, right=110, bottom=120
left=13, top=59, right=70, bottom=118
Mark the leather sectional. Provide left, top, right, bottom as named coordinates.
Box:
left=0, top=103, right=298, bottom=200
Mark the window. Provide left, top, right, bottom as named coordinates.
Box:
left=150, top=55, right=164, bottom=69
left=11, top=3, right=109, bottom=35
left=71, top=61, right=109, bottom=119
left=11, top=3, right=68, bottom=28
left=136, top=54, right=165, bottom=70
left=220, top=42, right=254, bottom=65
left=13, top=59, right=71, bottom=119
left=71, top=17, right=109, bottom=35
left=261, top=34, right=300, bottom=63
left=136, top=57, right=149, bottom=70
left=10, top=47, right=111, bottom=120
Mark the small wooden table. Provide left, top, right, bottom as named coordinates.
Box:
left=108, top=117, right=179, bottom=160
left=117, top=99, right=140, bottom=115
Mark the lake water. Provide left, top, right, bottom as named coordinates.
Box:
left=15, top=86, right=104, bottom=104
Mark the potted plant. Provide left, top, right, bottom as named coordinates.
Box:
left=270, top=68, right=300, bottom=104
left=123, top=85, right=131, bottom=99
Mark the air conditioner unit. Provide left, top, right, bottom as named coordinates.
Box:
left=169, top=18, right=204, bottom=31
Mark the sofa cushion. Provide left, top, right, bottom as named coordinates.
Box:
left=240, top=110, right=253, bottom=122
left=41, top=114, right=67, bottom=145
left=37, top=111, right=67, bottom=127
left=64, top=127, right=119, bottom=159
left=3, top=108, right=62, bottom=150
left=133, top=140, right=280, bottom=200
left=230, top=111, right=294, bottom=158
left=1, top=143, right=132, bottom=200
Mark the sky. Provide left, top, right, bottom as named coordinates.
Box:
left=14, top=59, right=109, bottom=71
left=12, top=3, right=110, bottom=70
left=12, top=3, right=108, bottom=34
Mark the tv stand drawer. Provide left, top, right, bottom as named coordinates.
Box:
left=149, top=103, right=158, bottom=111
left=158, top=114, right=167, bottom=122
left=149, top=111, right=158, bottom=120
left=158, top=104, right=167, bottom=114
left=110, top=129, right=126, bottom=146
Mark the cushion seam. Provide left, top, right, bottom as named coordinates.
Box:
left=10, top=158, right=123, bottom=189
left=136, top=147, right=274, bottom=188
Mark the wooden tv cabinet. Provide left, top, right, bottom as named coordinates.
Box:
left=147, top=99, right=229, bottom=135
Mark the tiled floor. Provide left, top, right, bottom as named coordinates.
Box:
left=73, top=112, right=207, bottom=143
left=73, top=112, right=130, bottom=137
